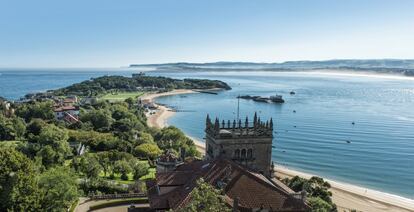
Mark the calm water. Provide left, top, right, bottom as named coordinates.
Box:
left=152, top=71, right=414, bottom=199
left=1, top=69, right=413, bottom=198
left=0, top=69, right=136, bottom=100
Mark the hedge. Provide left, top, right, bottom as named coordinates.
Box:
left=88, top=197, right=148, bottom=211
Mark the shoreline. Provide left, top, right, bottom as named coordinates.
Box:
left=144, top=89, right=414, bottom=212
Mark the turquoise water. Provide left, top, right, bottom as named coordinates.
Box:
left=151, top=71, right=414, bottom=199
left=1, top=69, right=413, bottom=198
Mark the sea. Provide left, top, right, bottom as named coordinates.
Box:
left=1, top=69, right=413, bottom=199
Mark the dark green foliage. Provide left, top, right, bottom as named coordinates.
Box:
left=0, top=148, right=42, bottom=211
left=79, top=178, right=128, bottom=195
left=133, top=162, right=150, bottom=180
left=0, top=115, right=26, bottom=141
left=72, top=153, right=102, bottom=179
left=35, top=125, right=72, bottom=168
left=53, top=75, right=231, bottom=97
left=39, top=166, right=78, bottom=211
left=154, top=126, right=200, bottom=157
left=113, top=160, right=132, bottom=180
left=283, top=176, right=337, bottom=211
left=68, top=130, right=119, bottom=151
left=134, top=143, right=162, bottom=159
left=178, top=178, right=230, bottom=212
left=80, top=109, right=113, bottom=132
left=15, top=101, right=54, bottom=122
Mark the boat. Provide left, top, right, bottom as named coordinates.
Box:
left=290, top=91, right=296, bottom=95
left=270, top=94, right=285, bottom=103
left=252, top=97, right=270, bottom=103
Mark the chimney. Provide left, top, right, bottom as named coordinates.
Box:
left=232, top=197, right=239, bottom=212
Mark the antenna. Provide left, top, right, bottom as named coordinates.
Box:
left=237, top=94, right=240, bottom=121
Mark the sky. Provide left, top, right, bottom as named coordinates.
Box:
left=1, top=0, right=414, bottom=68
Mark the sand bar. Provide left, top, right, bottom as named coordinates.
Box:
left=144, top=89, right=414, bottom=212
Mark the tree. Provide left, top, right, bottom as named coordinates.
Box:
left=36, top=125, right=72, bottom=167
left=132, top=162, right=150, bottom=180
left=113, top=160, right=132, bottom=180
left=137, top=132, right=154, bottom=145
left=80, top=109, right=113, bottom=132
left=77, top=153, right=102, bottom=179
left=308, top=197, right=334, bottom=212
left=26, top=118, right=46, bottom=137
left=134, top=143, right=162, bottom=159
left=283, top=176, right=337, bottom=211
left=178, top=178, right=230, bottom=212
left=155, top=126, right=200, bottom=157
left=0, top=147, right=41, bottom=211
left=15, top=101, right=54, bottom=122
left=39, top=166, right=78, bottom=211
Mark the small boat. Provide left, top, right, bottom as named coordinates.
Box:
left=290, top=91, right=296, bottom=95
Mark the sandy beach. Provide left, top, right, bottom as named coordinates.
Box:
left=144, top=89, right=414, bottom=212
left=142, top=89, right=206, bottom=153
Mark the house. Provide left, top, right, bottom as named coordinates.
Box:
left=53, top=105, right=80, bottom=122
left=146, top=158, right=310, bottom=211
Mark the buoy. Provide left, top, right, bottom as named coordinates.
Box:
left=293, top=110, right=296, bottom=113
left=352, top=122, right=355, bottom=125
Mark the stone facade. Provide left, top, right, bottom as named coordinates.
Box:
left=205, top=113, right=273, bottom=177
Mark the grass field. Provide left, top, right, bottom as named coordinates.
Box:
left=100, top=91, right=144, bottom=102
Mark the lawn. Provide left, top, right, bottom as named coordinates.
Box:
left=100, top=91, right=144, bottom=102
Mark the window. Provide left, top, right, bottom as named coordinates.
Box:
left=234, top=149, right=240, bottom=158
left=247, top=149, right=252, bottom=159
left=241, top=149, right=246, bottom=159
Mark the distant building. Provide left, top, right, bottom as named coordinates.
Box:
left=62, top=96, right=78, bottom=106
left=205, top=113, right=273, bottom=177
left=53, top=105, right=80, bottom=122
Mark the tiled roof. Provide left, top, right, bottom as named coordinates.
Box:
left=147, top=158, right=310, bottom=211
left=53, top=105, right=79, bottom=112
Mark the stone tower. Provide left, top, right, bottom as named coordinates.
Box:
left=205, top=113, right=274, bottom=177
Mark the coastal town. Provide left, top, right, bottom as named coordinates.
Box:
left=1, top=74, right=414, bottom=212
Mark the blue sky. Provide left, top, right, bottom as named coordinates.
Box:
left=1, top=0, right=414, bottom=68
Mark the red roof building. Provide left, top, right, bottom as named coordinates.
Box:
left=146, top=158, right=310, bottom=212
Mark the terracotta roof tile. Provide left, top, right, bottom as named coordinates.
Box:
left=147, top=158, right=310, bottom=211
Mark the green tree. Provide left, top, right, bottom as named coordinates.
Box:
left=137, top=132, right=155, bottom=145
left=39, top=166, right=78, bottom=211
left=134, top=143, right=162, bottom=159
left=178, top=178, right=230, bottom=212
left=36, top=125, right=72, bottom=167
left=80, top=109, right=113, bottom=132
left=113, top=160, right=132, bottom=180
left=308, top=197, right=334, bottom=212
left=0, top=147, right=41, bottom=211
left=15, top=101, right=54, bottom=122
left=132, top=162, right=150, bottom=180
left=77, top=153, right=102, bottom=179
left=283, top=176, right=337, bottom=211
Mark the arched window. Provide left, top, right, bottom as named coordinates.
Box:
left=241, top=149, right=246, bottom=159
left=247, top=149, right=252, bottom=159
left=234, top=149, right=240, bottom=158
